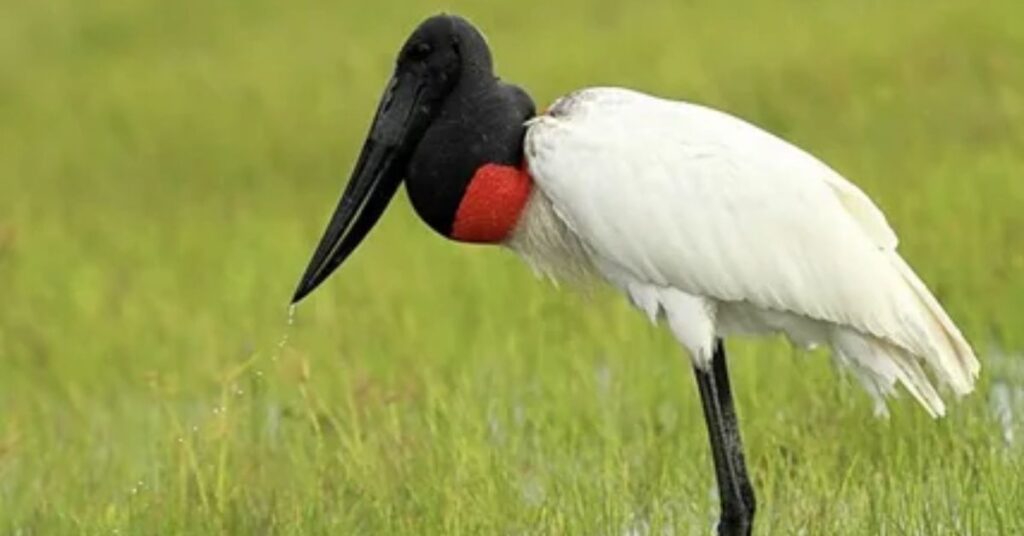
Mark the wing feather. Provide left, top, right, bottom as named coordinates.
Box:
left=524, top=88, right=977, bottom=399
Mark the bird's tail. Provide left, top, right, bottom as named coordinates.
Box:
left=832, top=328, right=945, bottom=417
left=831, top=253, right=979, bottom=418
left=889, top=253, right=980, bottom=398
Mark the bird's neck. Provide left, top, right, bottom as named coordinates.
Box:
left=450, top=161, right=533, bottom=243
left=405, top=77, right=536, bottom=243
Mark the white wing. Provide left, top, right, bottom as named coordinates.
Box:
left=523, top=88, right=978, bottom=415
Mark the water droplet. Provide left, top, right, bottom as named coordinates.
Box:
left=274, top=305, right=297, bottom=357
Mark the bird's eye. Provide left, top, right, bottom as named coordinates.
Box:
left=407, top=42, right=432, bottom=61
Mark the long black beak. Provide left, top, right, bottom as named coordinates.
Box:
left=291, top=73, right=427, bottom=303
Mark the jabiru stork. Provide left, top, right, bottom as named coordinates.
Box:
left=291, top=14, right=979, bottom=535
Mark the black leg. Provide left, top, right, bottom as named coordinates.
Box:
left=693, top=338, right=755, bottom=536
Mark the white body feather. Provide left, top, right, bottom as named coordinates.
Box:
left=509, top=87, right=978, bottom=417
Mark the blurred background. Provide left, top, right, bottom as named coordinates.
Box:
left=1, top=0, right=1023, bottom=533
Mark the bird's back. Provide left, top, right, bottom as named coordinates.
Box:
left=515, top=87, right=978, bottom=416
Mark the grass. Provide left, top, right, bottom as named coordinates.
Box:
left=2, top=0, right=1024, bottom=533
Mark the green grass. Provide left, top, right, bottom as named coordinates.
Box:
left=2, top=0, right=1024, bottom=533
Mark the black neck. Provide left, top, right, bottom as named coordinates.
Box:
left=403, top=36, right=535, bottom=237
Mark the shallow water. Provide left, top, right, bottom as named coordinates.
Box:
left=986, top=347, right=1024, bottom=447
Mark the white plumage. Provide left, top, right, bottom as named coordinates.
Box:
left=509, top=87, right=978, bottom=417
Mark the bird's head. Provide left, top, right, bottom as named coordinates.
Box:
left=291, top=14, right=535, bottom=303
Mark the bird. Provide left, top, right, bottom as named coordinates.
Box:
left=291, top=14, right=979, bottom=535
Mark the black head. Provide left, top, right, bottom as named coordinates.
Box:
left=291, top=14, right=534, bottom=303
left=392, top=15, right=482, bottom=119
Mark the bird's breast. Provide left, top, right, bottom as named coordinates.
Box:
left=504, top=185, right=598, bottom=284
